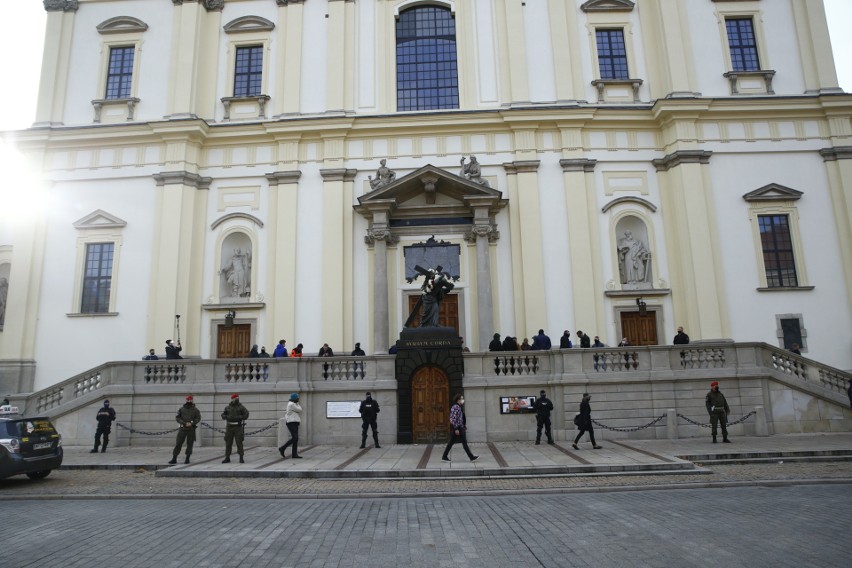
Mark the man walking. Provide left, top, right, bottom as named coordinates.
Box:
left=441, top=393, right=479, bottom=462
left=358, top=391, right=381, bottom=449
left=705, top=381, right=731, bottom=443
left=533, top=390, right=555, bottom=445
left=91, top=399, right=116, bottom=453
left=222, top=393, right=249, bottom=463
left=169, top=395, right=201, bottom=464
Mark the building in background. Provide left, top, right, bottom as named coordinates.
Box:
left=1, top=0, right=851, bottom=393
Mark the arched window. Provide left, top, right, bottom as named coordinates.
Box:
left=396, top=5, right=459, bottom=111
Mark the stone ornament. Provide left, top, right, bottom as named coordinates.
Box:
left=617, top=230, right=651, bottom=288
left=459, top=155, right=490, bottom=187
left=369, top=159, right=396, bottom=190
left=220, top=248, right=252, bottom=299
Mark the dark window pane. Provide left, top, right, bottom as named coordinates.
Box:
left=234, top=46, right=263, bottom=97
left=758, top=215, right=798, bottom=287
left=596, top=29, right=628, bottom=80
left=105, top=47, right=134, bottom=99
left=726, top=18, right=760, bottom=72
left=81, top=243, right=114, bottom=313
left=396, top=6, right=459, bottom=111
left=780, top=318, right=803, bottom=350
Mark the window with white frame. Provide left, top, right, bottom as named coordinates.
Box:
left=81, top=243, right=114, bottom=313
left=234, top=45, right=263, bottom=97
left=105, top=46, right=135, bottom=99
left=70, top=210, right=125, bottom=316
left=725, top=17, right=760, bottom=72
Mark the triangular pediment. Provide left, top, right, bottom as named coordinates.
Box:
left=581, top=0, right=635, bottom=12
left=742, top=183, right=803, bottom=202
left=73, top=209, right=127, bottom=229
left=355, top=164, right=506, bottom=223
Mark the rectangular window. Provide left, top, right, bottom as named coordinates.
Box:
left=105, top=46, right=135, bottom=99
left=596, top=29, right=629, bottom=80
left=396, top=6, right=459, bottom=111
left=81, top=243, right=114, bottom=313
left=725, top=18, right=760, bottom=72
left=234, top=46, right=263, bottom=97
left=780, top=318, right=803, bottom=351
left=758, top=215, right=798, bottom=287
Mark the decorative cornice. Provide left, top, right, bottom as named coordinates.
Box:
left=265, top=171, right=302, bottom=185
left=211, top=213, right=264, bottom=230
left=819, top=147, right=852, bottom=162
left=559, top=159, right=597, bottom=173
left=581, top=0, right=634, bottom=12
left=502, top=160, right=541, bottom=174
left=44, top=0, right=78, bottom=12
left=602, top=196, right=658, bottom=213
left=742, top=183, right=803, bottom=203
left=73, top=209, right=127, bottom=230
left=153, top=171, right=212, bottom=189
left=320, top=168, right=357, bottom=182
left=224, top=16, right=275, bottom=33
left=652, top=150, right=712, bottom=172
left=172, top=0, right=224, bottom=11
left=97, top=17, right=148, bottom=34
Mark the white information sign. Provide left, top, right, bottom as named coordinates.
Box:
left=326, top=401, right=361, bottom=419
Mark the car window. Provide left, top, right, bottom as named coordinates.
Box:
left=4, top=419, right=57, bottom=438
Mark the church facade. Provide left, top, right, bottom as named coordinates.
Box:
left=1, top=0, right=851, bottom=393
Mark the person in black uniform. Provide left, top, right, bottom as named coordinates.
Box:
left=91, top=399, right=116, bottom=453
left=359, top=391, right=381, bottom=449
left=533, top=390, right=555, bottom=445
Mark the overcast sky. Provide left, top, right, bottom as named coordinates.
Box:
left=0, top=0, right=849, bottom=131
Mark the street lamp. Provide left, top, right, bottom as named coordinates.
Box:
left=636, top=297, right=647, bottom=315
left=225, top=310, right=236, bottom=328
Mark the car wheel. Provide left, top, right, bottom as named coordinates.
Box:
left=25, top=470, right=51, bottom=480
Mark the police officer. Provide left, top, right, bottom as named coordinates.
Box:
left=705, top=381, right=731, bottom=443
left=359, top=391, right=381, bottom=449
left=533, top=390, right=555, bottom=445
left=91, top=399, right=116, bottom=453
left=222, top=393, right=249, bottom=463
left=169, top=395, right=201, bottom=465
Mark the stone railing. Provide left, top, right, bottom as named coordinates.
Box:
left=761, top=345, right=851, bottom=395
left=35, top=364, right=109, bottom=413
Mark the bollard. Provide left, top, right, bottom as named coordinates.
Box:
left=754, top=405, right=769, bottom=437
left=666, top=408, right=678, bottom=439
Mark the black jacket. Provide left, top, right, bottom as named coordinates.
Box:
left=577, top=399, right=593, bottom=429
left=580, top=334, right=591, bottom=348
left=673, top=332, right=690, bottom=345
left=95, top=405, right=116, bottom=430
left=488, top=338, right=502, bottom=352
left=359, top=397, right=380, bottom=421
left=533, top=396, right=553, bottom=419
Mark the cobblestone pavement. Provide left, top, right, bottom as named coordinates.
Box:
left=1, top=485, right=849, bottom=567
left=1, top=461, right=851, bottom=498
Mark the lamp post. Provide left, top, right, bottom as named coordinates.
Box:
left=636, top=297, right=647, bottom=315
left=225, top=310, right=236, bottom=328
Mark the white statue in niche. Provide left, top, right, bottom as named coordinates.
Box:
left=220, top=248, right=251, bottom=299
left=617, top=230, right=651, bottom=287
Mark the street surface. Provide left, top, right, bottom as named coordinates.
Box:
left=2, top=484, right=849, bottom=567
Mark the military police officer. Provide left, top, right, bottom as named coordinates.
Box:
left=169, top=395, right=201, bottom=464
left=222, top=393, right=250, bottom=463
left=705, top=381, right=731, bottom=443
left=533, top=390, right=555, bottom=445
left=358, top=391, right=381, bottom=449
left=91, top=399, right=116, bottom=453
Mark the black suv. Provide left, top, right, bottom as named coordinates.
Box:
left=0, top=409, right=63, bottom=480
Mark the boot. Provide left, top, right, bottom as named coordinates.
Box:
left=222, top=457, right=231, bottom=463
left=723, top=438, right=731, bottom=443
left=184, top=455, right=190, bottom=464
left=101, top=441, right=108, bottom=453
left=239, top=455, right=245, bottom=464
left=292, top=441, right=302, bottom=458
left=360, top=433, right=367, bottom=449
left=712, top=436, right=717, bottom=443
left=373, top=434, right=381, bottom=449
left=168, top=455, right=178, bottom=465
left=91, top=440, right=99, bottom=453
left=278, top=445, right=287, bottom=458
left=535, top=439, right=541, bottom=445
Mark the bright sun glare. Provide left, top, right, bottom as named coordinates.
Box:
left=0, top=137, right=48, bottom=223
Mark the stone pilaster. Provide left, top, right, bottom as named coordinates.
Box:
left=820, top=147, right=852, bottom=324
left=365, top=226, right=398, bottom=354
left=266, top=171, right=302, bottom=346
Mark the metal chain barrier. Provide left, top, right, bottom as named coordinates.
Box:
left=591, top=414, right=667, bottom=432
left=200, top=421, right=278, bottom=436
left=116, top=422, right=178, bottom=436
left=676, top=411, right=755, bottom=428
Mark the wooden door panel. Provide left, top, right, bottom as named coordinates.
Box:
left=217, top=324, right=252, bottom=358
left=620, top=312, right=657, bottom=346
left=407, top=294, right=459, bottom=335
left=411, top=366, right=450, bottom=444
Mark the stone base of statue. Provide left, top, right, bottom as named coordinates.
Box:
left=394, top=327, right=464, bottom=444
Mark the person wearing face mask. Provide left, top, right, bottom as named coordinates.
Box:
left=279, top=393, right=303, bottom=459
left=441, top=393, right=479, bottom=462
left=91, top=399, right=116, bottom=453
left=358, top=391, right=381, bottom=449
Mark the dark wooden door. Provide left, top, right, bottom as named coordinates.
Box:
left=217, top=324, right=252, bottom=358
left=411, top=366, right=450, bottom=444
left=620, top=312, right=658, bottom=346
left=407, top=294, right=459, bottom=334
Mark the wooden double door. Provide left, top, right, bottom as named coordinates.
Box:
left=411, top=366, right=450, bottom=444
left=217, top=324, right=252, bottom=358
left=620, top=311, right=658, bottom=346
